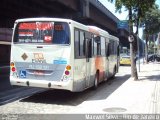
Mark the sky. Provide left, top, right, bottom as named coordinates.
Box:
left=99, top=0, right=160, bottom=20
left=98, top=0, right=160, bottom=39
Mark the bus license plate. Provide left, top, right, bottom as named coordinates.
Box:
left=34, top=70, right=44, bottom=75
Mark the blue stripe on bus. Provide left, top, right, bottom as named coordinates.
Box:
left=53, top=60, right=67, bottom=64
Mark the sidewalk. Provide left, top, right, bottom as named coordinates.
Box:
left=70, top=62, right=160, bottom=114
left=102, top=62, right=160, bottom=114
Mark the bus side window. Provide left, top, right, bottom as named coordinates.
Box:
left=97, top=37, right=101, bottom=55
left=94, top=36, right=100, bottom=55
left=106, top=43, right=110, bottom=57
left=80, top=31, right=85, bottom=56
left=117, top=45, right=120, bottom=56
left=74, top=29, right=80, bottom=58
left=85, top=32, right=92, bottom=58
left=88, top=39, right=92, bottom=58
left=91, top=34, right=95, bottom=56
left=112, top=41, right=115, bottom=55
left=93, top=35, right=97, bottom=56
left=101, top=37, right=105, bottom=56
left=109, top=40, right=114, bottom=55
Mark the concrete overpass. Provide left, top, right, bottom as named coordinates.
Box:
left=0, top=0, right=130, bottom=65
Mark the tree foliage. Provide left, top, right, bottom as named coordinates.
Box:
left=141, top=5, right=160, bottom=63
left=108, top=0, right=156, bottom=80
left=142, top=5, right=160, bottom=35
left=108, top=0, right=156, bottom=34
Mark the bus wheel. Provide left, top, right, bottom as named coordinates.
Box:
left=112, top=66, right=116, bottom=78
left=93, top=72, right=99, bottom=89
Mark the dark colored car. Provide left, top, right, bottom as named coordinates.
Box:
left=147, top=54, right=160, bottom=62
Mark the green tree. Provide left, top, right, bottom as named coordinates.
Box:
left=141, top=5, right=160, bottom=63
left=108, top=0, right=155, bottom=80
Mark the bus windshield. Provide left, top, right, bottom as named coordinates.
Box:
left=14, top=22, right=70, bottom=44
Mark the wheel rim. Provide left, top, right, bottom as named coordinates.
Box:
left=95, top=77, right=98, bottom=87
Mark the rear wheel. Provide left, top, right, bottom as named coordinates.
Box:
left=112, top=66, right=116, bottom=78
left=93, top=72, right=99, bottom=89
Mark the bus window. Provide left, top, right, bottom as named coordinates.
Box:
left=91, top=34, right=94, bottom=56
left=93, top=35, right=98, bottom=55
left=101, top=37, right=105, bottom=56
left=88, top=39, right=92, bottom=58
left=109, top=40, right=114, bottom=55
left=53, top=22, right=70, bottom=44
left=94, top=36, right=101, bottom=55
left=106, top=43, right=110, bottom=57
left=117, top=45, right=120, bottom=56
left=80, top=31, right=85, bottom=56
left=14, top=22, right=70, bottom=44
left=74, top=30, right=80, bottom=57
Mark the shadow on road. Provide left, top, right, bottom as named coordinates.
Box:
left=138, top=74, right=160, bottom=81
left=0, top=66, right=13, bottom=92
left=20, top=74, right=131, bottom=106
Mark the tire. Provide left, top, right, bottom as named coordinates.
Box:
left=112, top=66, right=116, bottom=78
left=93, top=72, right=99, bottom=89
left=157, top=58, right=160, bottom=62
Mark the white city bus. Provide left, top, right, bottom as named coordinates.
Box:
left=10, top=18, right=119, bottom=92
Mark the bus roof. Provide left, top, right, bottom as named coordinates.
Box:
left=109, top=34, right=119, bottom=42
left=15, top=17, right=74, bottom=23
left=88, top=26, right=109, bottom=36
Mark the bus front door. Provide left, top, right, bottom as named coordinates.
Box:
left=85, top=39, right=92, bottom=88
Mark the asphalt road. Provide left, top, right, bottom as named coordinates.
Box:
left=0, top=66, right=131, bottom=114
left=0, top=66, right=14, bottom=92
left=0, top=66, right=46, bottom=105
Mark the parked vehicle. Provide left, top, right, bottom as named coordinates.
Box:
left=120, top=55, right=131, bottom=65
left=147, top=54, right=160, bottom=62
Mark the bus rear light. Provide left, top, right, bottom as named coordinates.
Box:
left=10, top=62, right=15, bottom=67
left=65, top=70, right=69, bottom=75
left=66, top=65, right=71, bottom=70
left=11, top=67, right=16, bottom=72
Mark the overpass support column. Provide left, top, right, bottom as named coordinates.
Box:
left=80, top=0, right=90, bottom=18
